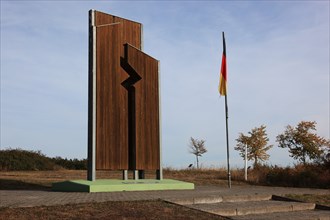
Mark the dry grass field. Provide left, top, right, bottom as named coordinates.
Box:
left=0, top=168, right=248, bottom=190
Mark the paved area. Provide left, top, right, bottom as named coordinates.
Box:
left=1, top=185, right=329, bottom=208
left=232, top=210, right=330, bottom=220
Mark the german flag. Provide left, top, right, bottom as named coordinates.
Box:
left=218, top=32, right=227, bottom=96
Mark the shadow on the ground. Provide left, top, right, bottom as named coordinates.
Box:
left=0, top=179, right=51, bottom=191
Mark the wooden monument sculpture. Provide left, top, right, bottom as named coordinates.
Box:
left=87, top=10, right=162, bottom=181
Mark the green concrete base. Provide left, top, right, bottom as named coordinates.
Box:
left=52, top=179, right=194, bottom=193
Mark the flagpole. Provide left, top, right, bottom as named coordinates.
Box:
left=225, top=93, right=231, bottom=188
left=219, top=31, right=231, bottom=188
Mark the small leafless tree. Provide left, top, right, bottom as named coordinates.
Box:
left=188, top=137, right=207, bottom=169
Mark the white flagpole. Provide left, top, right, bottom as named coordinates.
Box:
left=245, top=143, right=248, bottom=181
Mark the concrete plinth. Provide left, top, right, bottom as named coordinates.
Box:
left=52, top=179, right=194, bottom=193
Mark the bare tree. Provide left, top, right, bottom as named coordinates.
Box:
left=188, top=137, right=207, bottom=169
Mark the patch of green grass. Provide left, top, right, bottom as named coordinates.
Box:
left=285, top=194, right=330, bottom=206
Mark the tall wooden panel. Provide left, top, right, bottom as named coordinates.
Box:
left=95, top=24, right=127, bottom=169
left=94, top=11, right=142, bottom=170
left=88, top=10, right=160, bottom=174
left=94, top=11, right=142, bottom=53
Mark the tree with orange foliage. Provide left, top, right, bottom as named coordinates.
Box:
left=276, top=121, right=330, bottom=165
left=235, top=125, right=273, bottom=168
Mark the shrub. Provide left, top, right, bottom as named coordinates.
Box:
left=251, top=164, right=330, bottom=189
left=0, top=148, right=57, bottom=171
left=50, top=157, right=87, bottom=170
left=0, top=148, right=87, bottom=171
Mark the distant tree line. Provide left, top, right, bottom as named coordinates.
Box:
left=50, top=157, right=87, bottom=170
left=0, top=148, right=87, bottom=171
left=187, top=121, right=329, bottom=170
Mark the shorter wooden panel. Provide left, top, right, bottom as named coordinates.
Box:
left=124, top=44, right=160, bottom=170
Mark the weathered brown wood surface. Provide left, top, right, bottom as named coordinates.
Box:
left=95, top=11, right=141, bottom=170
left=93, top=11, right=159, bottom=170
left=124, top=44, right=160, bottom=170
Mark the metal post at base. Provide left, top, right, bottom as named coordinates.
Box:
left=138, top=170, right=145, bottom=179
left=156, top=169, right=163, bottom=180
left=133, top=170, right=139, bottom=180
left=123, top=170, right=128, bottom=180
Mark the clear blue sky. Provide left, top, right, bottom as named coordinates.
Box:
left=1, top=1, right=329, bottom=168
